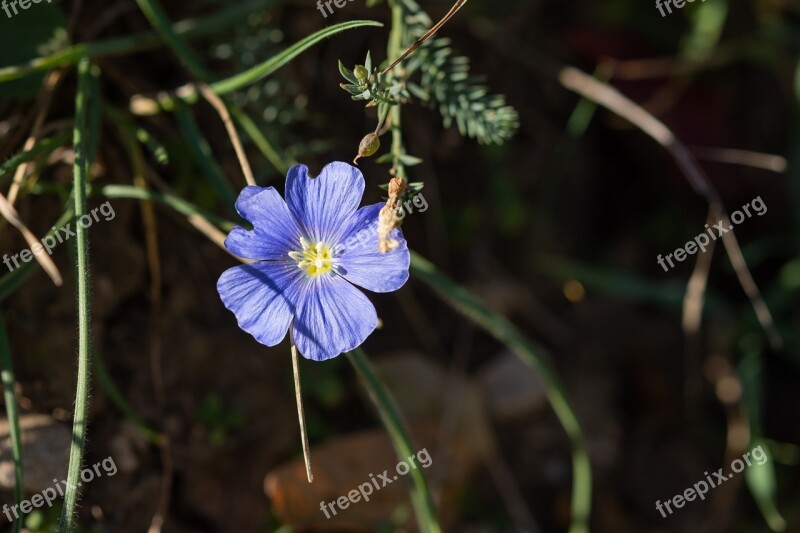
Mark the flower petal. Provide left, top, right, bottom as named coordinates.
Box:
left=217, top=262, right=305, bottom=346
left=225, top=186, right=302, bottom=260
left=285, top=162, right=365, bottom=244
left=292, top=275, right=378, bottom=361
left=335, top=203, right=410, bottom=292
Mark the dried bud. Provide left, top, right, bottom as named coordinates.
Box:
left=387, top=176, right=406, bottom=197
left=354, top=65, right=369, bottom=83
left=377, top=176, right=407, bottom=253
left=353, top=133, right=380, bottom=165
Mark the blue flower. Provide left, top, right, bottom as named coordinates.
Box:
left=217, top=162, right=410, bottom=361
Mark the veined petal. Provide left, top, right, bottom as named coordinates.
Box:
left=336, top=203, right=410, bottom=292
left=292, top=275, right=378, bottom=361
left=226, top=186, right=302, bottom=260
left=217, top=262, right=305, bottom=346
left=285, top=162, right=365, bottom=244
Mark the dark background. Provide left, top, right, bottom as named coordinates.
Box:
left=0, top=0, right=798, bottom=531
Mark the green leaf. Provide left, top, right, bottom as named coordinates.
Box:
left=399, top=153, right=423, bottom=166
left=338, top=60, right=358, bottom=84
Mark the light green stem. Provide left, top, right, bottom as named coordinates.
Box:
left=57, top=57, right=94, bottom=533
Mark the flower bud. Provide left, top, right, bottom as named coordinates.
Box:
left=353, top=133, right=380, bottom=165
left=354, top=65, right=369, bottom=83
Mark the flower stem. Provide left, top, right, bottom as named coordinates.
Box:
left=290, top=329, right=313, bottom=483
left=387, top=0, right=407, bottom=180
left=58, top=57, right=95, bottom=533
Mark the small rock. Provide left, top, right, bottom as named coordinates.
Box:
left=478, top=352, right=548, bottom=420
left=0, top=414, right=70, bottom=493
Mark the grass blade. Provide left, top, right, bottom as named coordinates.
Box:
left=0, top=311, right=23, bottom=533
left=57, top=57, right=95, bottom=533
left=409, top=251, right=592, bottom=533
left=347, top=348, right=441, bottom=533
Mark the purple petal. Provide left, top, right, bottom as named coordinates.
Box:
left=225, top=186, right=302, bottom=260
left=217, top=262, right=306, bottom=346
left=335, top=203, right=410, bottom=292
left=285, top=162, right=365, bottom=244
left=292, top=275, right=378, bottom=361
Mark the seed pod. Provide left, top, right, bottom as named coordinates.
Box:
left=353, top=133, right=380, bottom=165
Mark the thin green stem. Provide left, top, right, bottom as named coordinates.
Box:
left=0, top=311, right=23, bottom=533
left=58, top=57, right=95, bottom=533
left=347, top=348, right=441, bottom=533
left=409, top=252, right=592, bottom=533
left=387, top=1, right=407, bottom=180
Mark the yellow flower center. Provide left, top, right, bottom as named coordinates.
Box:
left=288, top=237, right=334, bottom=277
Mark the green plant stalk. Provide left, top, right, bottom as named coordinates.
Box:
left=387, top=0, right=407, bottom=180
left=0, top=312, right=23, bottom=533
left=0, top=0, right=278, bottom=83
left=409, top=252, right=592, bottom=533
left=347, top=348, right=441, bottom=533
left=58, top=57, right=94, bottom=533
